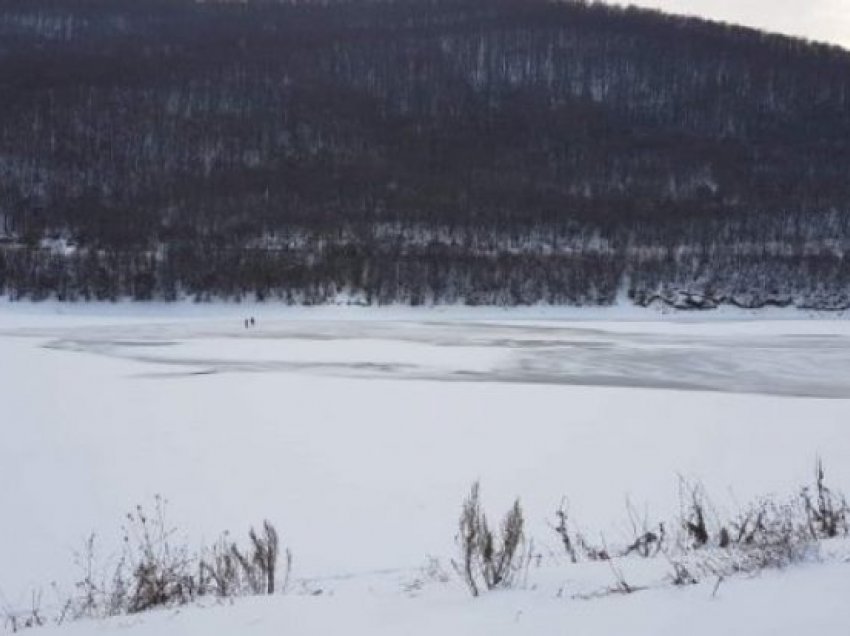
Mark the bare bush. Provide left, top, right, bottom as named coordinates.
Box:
left=70, top=534, right=103, bottom=620
left=669, top=463, right=847, bottom=580
left=121, top=497, right=197, bottom=614
left=119, top=504, right=290, bottom=612
left=802, top=459, right=849, bottom=540
left=551, top=461, right=846, bottom=590
left=622, top=499, right=665, bottom=558
left=710, top=460, right=844, bottom=574
left=549, top=504, right=610, bottom=563
left=552, top=500, right=578, bottom=563
left=707, top=500, right=814, bottom=575
left=679, top=479, right=711, bottom=549
left=454, top=482, right=524, bottom=597
left=733, top=497, right=808, bottom=551
left=53, top=498, right=292, bottom=625
left=228, top=521, right=291, bottom=596
left=199, top=533, right=240, bottom=599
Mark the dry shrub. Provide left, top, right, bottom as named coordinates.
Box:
left=455, top=482, right=524, bottom=597
left=226, top=521, right=291, bottom=596
left=802, top=458, right=849, bottom=540
left=59, top=498, right=291, bottom=623
left=121, top=497, right=197, bottom=613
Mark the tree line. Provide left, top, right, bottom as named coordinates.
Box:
left=1, top=0, right=849, bottom=308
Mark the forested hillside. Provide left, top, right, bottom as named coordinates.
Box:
left=1, top=0, right=849, bottom=308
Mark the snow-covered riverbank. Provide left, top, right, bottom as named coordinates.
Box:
left=2, top=311, right=849, bottom=634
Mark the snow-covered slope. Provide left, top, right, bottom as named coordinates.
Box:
left=25, top=560, right=850, bottom=636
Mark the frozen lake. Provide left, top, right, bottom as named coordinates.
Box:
left=2, top=310, right=850, bottom=613
left=6, top=317, right=850, bottom=397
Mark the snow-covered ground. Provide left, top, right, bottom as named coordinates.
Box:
left=24, top=561, right=850, bottom=636
left=1, top=303, right=849, bottom=634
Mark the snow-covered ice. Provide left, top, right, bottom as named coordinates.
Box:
left=1, top=304, right=849, bottom=634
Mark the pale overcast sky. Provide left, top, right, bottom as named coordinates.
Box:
left=610, top=1, right=850, bottom=49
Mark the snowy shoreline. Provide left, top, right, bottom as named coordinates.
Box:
left=1, top=297, right=849, bottom=326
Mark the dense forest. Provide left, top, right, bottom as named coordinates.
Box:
left=1, top=0, right=849, bottom=308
